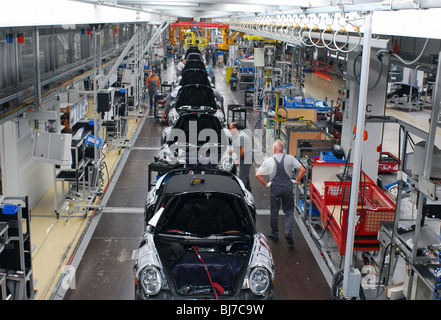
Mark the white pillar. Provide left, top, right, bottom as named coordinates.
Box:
left=342, top=12, right=373, bottom=298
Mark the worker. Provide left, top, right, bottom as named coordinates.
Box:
left=205, top=61, right=215, bottom=87
left=229, top=121, right=253, bottom=192
left=213, top=88, right=224, bottom=109
left=176, top=57, right=185, bottom=77
left=160, top=85, right=181, bottom=125
left=153, top=53, right=162, bottom=81
left=211, top=46, right=217, bottom=67
left=255, top=139, right=306, bottom=245
left=145, top=69, right=160, bottom=108
left=205, top=46, right=211, bottom=64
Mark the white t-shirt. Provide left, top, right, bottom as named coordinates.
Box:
left=232, top=130, right=252, bottom=164
left=257, top=153, right=301, bottom=180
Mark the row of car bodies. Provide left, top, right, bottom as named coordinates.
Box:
left=133, top=46, right=275, bottom=300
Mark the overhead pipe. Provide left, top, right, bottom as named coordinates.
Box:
left=233, top=0, right=441, bottom=19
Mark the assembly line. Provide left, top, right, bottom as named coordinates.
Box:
left=0, top=1, right=440, bottom=303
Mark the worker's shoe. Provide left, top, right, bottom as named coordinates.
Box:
left=267, top=232, right=278, bottom=241
left=285, top=233, right=294, bottom=246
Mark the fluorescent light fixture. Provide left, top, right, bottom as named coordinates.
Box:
left=146, top=1, right=198, bottom=6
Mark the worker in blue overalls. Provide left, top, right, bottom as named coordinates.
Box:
left=255, top=139, right=306, bottom=246
left=205, top=61, right=215, bottom=87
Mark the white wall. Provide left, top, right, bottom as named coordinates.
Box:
left=0, top=119, right=54, bottom=209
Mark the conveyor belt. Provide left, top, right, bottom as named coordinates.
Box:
left=62, top=62, right=331, bottom=300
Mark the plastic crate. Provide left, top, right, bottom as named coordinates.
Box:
left=315, top=100, right=330, bottom=112
left=284, top=96, right=316, bottom=108
left=299, top=199, right=320, bottom=217
left=313, top=152, right=346, bottom=163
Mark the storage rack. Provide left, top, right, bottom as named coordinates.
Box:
left=0, top=196, right=35, bottom=300
left=104, top=92, right=129, bottom=150
left=54, top=130, right=100, bottom=221
left=379, top=118, right=441, bottom=299
left=227, top=104, right=247, bottom=128
left=237, top=67, right=255, bottom=90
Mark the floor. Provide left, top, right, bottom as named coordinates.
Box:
left=28, top=57, right=441, bottom=300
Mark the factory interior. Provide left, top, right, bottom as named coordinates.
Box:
left=1, top=0, right=441, bottom=305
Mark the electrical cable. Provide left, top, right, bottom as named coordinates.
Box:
left=333, top=27, right=361, bottom=54
left=192, top=246, right=219, bottom=300
left=352, top=51, right=384, bottom=91
left=376, top=242, right=391, bottom=298
left=379, top=38, right=430, bottom=66
left=330, top=269, right=366, bottom=300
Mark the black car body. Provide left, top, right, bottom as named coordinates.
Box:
left=155, top=112, right=236, bottom=174
left=387, top=83, right=419, bottom=102
left=134, top=169, right=274, bottom=300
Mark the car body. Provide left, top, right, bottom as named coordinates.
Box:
left=134, top=169, right=275, bottom=300
left=167, top=84, right=225, bottom=123
left=387, top=83, right=419, bottom=103
left=155, top=112, right=236, bottom=174
left=179, top=68, right=212, bottom=87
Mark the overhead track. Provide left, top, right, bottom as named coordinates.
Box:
left=170, top=22, right=229, bottom=28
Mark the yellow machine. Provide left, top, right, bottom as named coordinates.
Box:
left=218, top=28, right=243, bottom=50
left=183, top=31, right=206, bottom=50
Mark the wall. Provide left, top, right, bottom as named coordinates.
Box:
left=0, top=119, right=54, bottom=209
left=340, top=46, right=391, bottom=182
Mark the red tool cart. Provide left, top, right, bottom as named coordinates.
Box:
left=310, top=162, right=396, bottom=255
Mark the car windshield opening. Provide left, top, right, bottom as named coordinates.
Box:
left=157, top=193, right=250, bottom=237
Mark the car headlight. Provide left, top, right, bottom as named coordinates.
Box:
left=218, top=146, right=236, bottom=172
left=140, top=266, right=162, bottom=296
left=168, top=108, right=180, bottom=126
left=219, top=152, right=236, bottom=172
left=249, top=267, right=270, bottom=296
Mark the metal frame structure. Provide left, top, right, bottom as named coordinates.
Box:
left=228, top=2, right=441, bottom=299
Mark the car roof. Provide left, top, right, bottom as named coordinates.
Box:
left=179, top=69, right=210, bottom=86
left=162, top=173, right=243, bottom=195
left=174, top=84, right=217, bottom=109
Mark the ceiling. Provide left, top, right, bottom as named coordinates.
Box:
left=89, top=0, right=375, bottom=19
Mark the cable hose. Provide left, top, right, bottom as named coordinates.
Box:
left=434, top=239, right=441, bottom=299
left=330, top=269, right=366, bottom=300
left=330, top=270, right=345, bottom=300
left=379, top=38, right=430, bottom=66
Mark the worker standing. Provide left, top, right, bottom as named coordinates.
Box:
left=255, top=139, right=306, bottom=246
left=160, top=85, right=181, bottom=125
left=205, top=61, right=215, bottom=87
left=153, top=54, right=162, bottom=81
left=176, top=57, right=185, bottom=77
left=211, top=46, right=217, bottom=67
left=145, top=69, right=160, bottom=109
left=205, top=46, right=211, bottom=65
left=229, top=122, right=253, bottom=192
